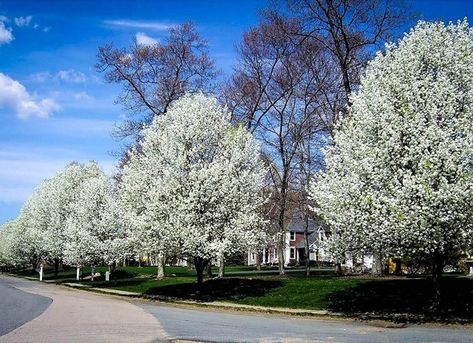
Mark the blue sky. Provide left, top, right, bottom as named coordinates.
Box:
left=0, top=0, right=472, bottom=224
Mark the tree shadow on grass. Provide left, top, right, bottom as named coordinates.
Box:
left=145, top=277, right=283, bottom=302
left=90, top=278, right=146, bottom=289
left=326, top=277, right=473, bottom=322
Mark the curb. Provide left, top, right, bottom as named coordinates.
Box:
left=4, top=274, right=473, bottom=326
left=61, top=282, right=473, bottom=326
left=62, top=282, right=339, bottom=318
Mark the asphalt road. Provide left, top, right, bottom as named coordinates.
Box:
left=0, top=275, right=166, bottom=342
left=1, top=275, right=473, bottom=342
left=0, top=276, right=51, bottom=336
left=139, top=302, right=473, bottom=343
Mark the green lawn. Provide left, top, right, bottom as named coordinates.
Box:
left=14, top=265, right=473, bottom=322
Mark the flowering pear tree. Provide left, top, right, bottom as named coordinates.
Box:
left=0, top=220, right=21, bottom=268
left=41, top=162, right=105, bottom=276
left=120, top=93, right=267, bottom=284
left=310, top=20, right=473, bottom=299
left=17, top=180, right=53, bottom=269
left=63, top=168, right=126, bottom=277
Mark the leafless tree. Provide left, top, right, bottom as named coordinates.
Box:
left=224, top=14, right=329, bottom=274
left=96, top=22, right=218, bottom=140
left=224, top=0, right=412, bottom=275
left=288, top=0, right=412, bottom=108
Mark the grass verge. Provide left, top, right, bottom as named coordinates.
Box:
left=13, top=265, right=473, bottom=323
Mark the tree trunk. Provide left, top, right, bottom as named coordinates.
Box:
left=431, top=253, right=445, bottom=310
left=206, top=263, right=213, bottom=278
left=277, top=168, right=288, bottom=276
left=334, top=262, right=342, bottom=276
left=278, top=236, right=286, bottom=275
left=156, top=254, right=165, bottom=279
left=54, top=258, right=60, bottom=277
left=218, top=253, right=225, bottom=278
left=371, top=253, right=384, bottom=275
left=91, top=266, right=95, bottom=281
left=304, top=214, right=310, bottom=277
left=256, top=250, right=262, bottom=271
left=194, top=257, right=208, bottom=285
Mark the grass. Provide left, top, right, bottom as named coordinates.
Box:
left=12, top=265, right=473, bottom=322
left=231, top=274, right=364, bottom=309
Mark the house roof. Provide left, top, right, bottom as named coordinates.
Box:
left=287, top=211, right=329, bottom=233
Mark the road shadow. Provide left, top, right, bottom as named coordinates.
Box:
left=326, top=277, right=473, bottom=322
left=145, top=277, right=283, bottom=302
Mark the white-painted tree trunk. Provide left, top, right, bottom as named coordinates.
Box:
left=371, top=253, right=384, bottom=275
left=157, top=254, right=165, bottom=279
left=91, top=266, right=95, bottom=281
left=76, top=266, right=80, bottom=281
left=218, top=252, right=225, bottom=278
left=39, top=264, right=43, bottom=281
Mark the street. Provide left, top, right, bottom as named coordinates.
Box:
left=0, top=275, right=472, bottom=342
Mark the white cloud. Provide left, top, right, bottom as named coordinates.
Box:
left=74, top=91, right=93, bottom=101
left=14, top=16, right=32, bottom=27
left=0, top=73, right=61, bottom=119
left=30, top=21, right=50, bottom=32
left=30, top=71, right=52, bottom=82
left=104, top=19, right=171, bottom=31
left=135, top=32, right=159, bottom=46
left=57, top=69, right=87, bottom=83
left=30, top=69, right=87, bottom=83
left=0, top=18, right=13, bottom=46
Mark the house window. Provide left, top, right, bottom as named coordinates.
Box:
left=290, top=231, right=296, bottom=241
left=290, top=247, right=295, bottom=259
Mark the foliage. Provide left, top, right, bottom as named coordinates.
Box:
left=63, top=167, right=127, bottom=267
left=119, top=93, right=268, bottom=282
left=311, top=20, right=473, bottom=270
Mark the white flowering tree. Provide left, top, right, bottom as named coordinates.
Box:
left=17, top=180, right=53, bottom=269
left=41, top=162, right=105, bottom=276
left=0, top=181, right=53, bottom=272
left=0, top=220, right=21, bottom=269
left=310, top=20, right=473, bottom=300
left=120, top=93, right=267, bottom=284
left=63, top=168, right=127, bottom=277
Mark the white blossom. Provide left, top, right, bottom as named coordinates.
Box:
left=310, top=20, right=473, bottom=263
left=119, top=93, right=267, bottom=279
left=63, top=169, right=127, bottom=267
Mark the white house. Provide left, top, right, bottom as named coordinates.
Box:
left=247, top=212, right=333, bottom=266
left=247, top=212, right=373, bottom=270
